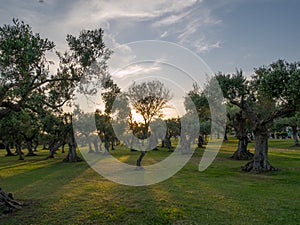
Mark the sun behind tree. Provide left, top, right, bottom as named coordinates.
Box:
left=127, top=80, right=172, bottom=168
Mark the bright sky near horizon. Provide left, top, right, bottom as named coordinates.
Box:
left=1, top=0, right=299, bottom=75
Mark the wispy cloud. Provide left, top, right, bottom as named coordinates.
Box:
left=152, top=10, right=192, bottom=27
left=1, top=0, right=225, bottom=56
left=194, top=39, right=221, bottom=53
left=113, top=63, right=161, bottom=78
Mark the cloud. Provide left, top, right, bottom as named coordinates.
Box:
left=57, top=0, right=198, bottom=29
left=160, top=31, right=169, bottom=38
left=113, top=63, right=161, bottom=78
left=1, top=0, right=225, bottom=59
left=149, top=1, right=223, bottom=53
left=152, top=10, right=192, bottom=27
left=194, top=39, right=221, bottom=53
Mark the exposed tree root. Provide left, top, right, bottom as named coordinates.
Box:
left=0, top=188, right=22, bottom=215
left=241, top=160, right=278, bottom=173
left=230, top=149, right=253, bottom=160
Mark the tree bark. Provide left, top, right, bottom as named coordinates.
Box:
left=241, top=128, right=277, bottom=173
left=104, top=136, right=110, bottom=154
left=92, top=139, right=100, bottom=153
left=0, top=188, right=22, bottom=214
left=292, top=126, right=299, bottom=146
left=4, top=141, right=15, bottom=156
left=61, top=143, right=65, bottom=153
left=197, top=135, right=204, bottom=148
left=87, top=136, right=94, bottom=153
left=42, top=141, right=49, bottom=150
left=136, top=151, right=146, bottom=169
left=48, top=140, right=62, bottom=158
left=231, top=136, right=253, bottom=160
left=33, top=139, right=38, bottom=152
left=26, top=140, right=37, bottom=156
left=163, top=137, right=173, bottom=152
left=63, top=134, right=82, bottom=162
left=15, top=142, right=24, bottom=160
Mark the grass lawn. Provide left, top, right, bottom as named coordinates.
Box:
left=0, top=138, right=300, bottom=225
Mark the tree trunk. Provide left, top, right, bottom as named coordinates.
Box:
left=93, top=139, right=100, bottom=153
left=163, top=137, right=173, bottom=152
left=42, top=142, right=48, bottom=150
left=63, top=134, right=82, bottom=162
left=15, top=142, right=24, bottom=160
left=223, top=132, right=228, bottom=141
left=26, top=140, right=37, bottom=156
left=33, top=140, right=38, bottom=152
left=87, top=136, right=94, bottom=153
left=0, top=188, right=22, bottom=214
left=197, top=135, right=204, bottom=148
left=241, top=129, right=277, bottom=173
left=111, top=139, right=115, bottom=150
left=61, top=143, right=65, bottom=153
left=292, top=126, right=299, bottom=146
left=4, top=141, right=15, bottom=156
left=136, top=151, right=146, bottom=169
left=104, top=136, right=110, bottom=154
left=231, top=136, right=253, bottom=160
left=48, top=140, right=62, bottom=158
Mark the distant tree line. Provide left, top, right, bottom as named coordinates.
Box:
left=1, top=19, right=300, bottom=174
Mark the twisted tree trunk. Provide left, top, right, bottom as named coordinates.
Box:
left=4, top=141, right=15, bottom=156
left=63, top=134, right=82, bottom=162
left=231, top=136, right=253, bottom=160
left=136, top=151, right=146, bottom=169
left=0, top=188, right=22, bottom=214
left=241, top=128, right=277, bottom=173
left=26, top=139, right=37, bottom=156
left=48, top=140, right=62, bottom=158
left=15, top=141, right=24, bottom=160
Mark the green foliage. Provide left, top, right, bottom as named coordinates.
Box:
left=0, top=19, right=112, bottom=121
left=165, top=117, right=180, bottom=138
left=0, top=19, right=55, bottom=116
left=184, top=83, right=211, bottom=136
left=255, top=60, right=300, bottom=107
left=275, top=131, right=288, bottom=139
left=66, top=29, right=111, bottom=68
left=215, top=69, right=248, bottom=104
left=127, top=80, right=172, bottom=136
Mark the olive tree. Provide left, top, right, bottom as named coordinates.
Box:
left=127, top=80, right=172, bottom=168
left=217, top=60, right=300, bottom=172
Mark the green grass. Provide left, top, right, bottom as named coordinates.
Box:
left=0, top=138, right=300, bottom=225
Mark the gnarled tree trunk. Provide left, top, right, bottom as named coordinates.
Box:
left=136, top=151, right=146, bottom=169
left=63, top=134, right=82, bottom=162
left=242, top=128, right=277, bottom=173
left=231, top=136, right=253, bottom=160
left=48, top=140, right=62, bottom=158
left=4, top=141, right=15, bottom=156
left=0, top=188, right=22, bottom=214
left=230, top=111, right=253, bottom=160
left=26, top=139, right=37, bottom=156
left=292, top=126, right=299, bottom=146
left=15, top=141, right=24, bottom=160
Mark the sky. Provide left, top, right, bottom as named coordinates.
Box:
left=1, top=0, right=299, bottom=74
